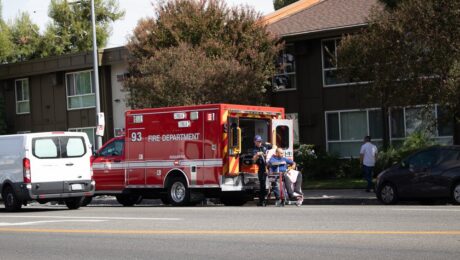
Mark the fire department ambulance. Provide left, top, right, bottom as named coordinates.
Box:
left=91, top=104, right=293, bottom=206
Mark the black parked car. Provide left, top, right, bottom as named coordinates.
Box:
left=376, top=146, right=460, bottom=205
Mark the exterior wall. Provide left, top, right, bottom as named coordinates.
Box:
left=271, top=36, right=379, bottom=151
left=0, top=47, right=127, bottom=146
left=110, top=63, right=130, bottom=136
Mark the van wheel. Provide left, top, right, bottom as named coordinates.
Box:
left=2, top=186, right=22, bottom=212
left=451, top=183, right=460, bottom=205
left=377, top=183, right=398, bottom=205
left=167, top=177, right=190, bottom=206
left=116, top=194, right=142, bottom=206
left=65, top=197, right=83, bottom=210
left=81, top=196, right=93, bottom=206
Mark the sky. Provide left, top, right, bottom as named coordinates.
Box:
left=1, top=0, right=275, bottom=48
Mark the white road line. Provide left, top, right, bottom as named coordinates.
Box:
left=0, top=215, right=181, bottom=221
left=392, top=208, right=460, bottom=212
left=0, top=220, right=105, bottom=227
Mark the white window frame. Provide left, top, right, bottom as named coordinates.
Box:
left=68, top=126, right=96, bottom=150
left=325, top=108, right=384, bottom=158
left=388, top=105, right=453, bottom=145
left=321, top=38, right=369, bottom=88
left=15, top=78, right=30, bottom=114
left=273, top=44, right=297, bottom=92
left=66, top=70, right=96, bottom=110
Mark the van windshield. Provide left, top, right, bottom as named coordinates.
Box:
left=33, top=136, right=86, bottom=159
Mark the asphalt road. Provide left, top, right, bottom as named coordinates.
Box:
left=0, top=202, right=459, bottom=260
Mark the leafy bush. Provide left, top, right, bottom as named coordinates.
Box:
left=295, top=144, right=341, bottom=179
left=375, top=131, right=434, bottom=173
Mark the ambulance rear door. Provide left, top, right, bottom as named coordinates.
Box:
left=271, top=119, right=294, bottom=160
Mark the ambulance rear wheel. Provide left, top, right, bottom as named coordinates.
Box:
left=167, top=177, right=190, bottom=206
left=220, top=192, right=248, bottom=206
left=116, top=194, right=142, bottom=206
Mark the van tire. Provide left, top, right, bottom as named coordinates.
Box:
left=116, top=194, right=142, bottom=206
left=65, top=197, right=83, bottom=210
left=81, top=196, right=93, bottom=206
left=2, top=186, right=22, bottom=212
left=167, top=177, right=190, bottom=206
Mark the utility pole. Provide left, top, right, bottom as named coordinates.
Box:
left=91, top=0, right=103, bottom=149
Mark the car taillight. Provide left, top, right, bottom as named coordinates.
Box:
left=23, top=158, right=31, bottom=183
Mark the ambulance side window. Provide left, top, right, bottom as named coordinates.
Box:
left=276, top=126, right=290, bottom=149
left=100, top=140, right=123, bottom=157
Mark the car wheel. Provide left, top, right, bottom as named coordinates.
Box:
left=65, top=197, right=83, bottom=210
left=2, top=186, right=22, bottom=212
left=116, top=194, right=142, bottom=206
left=167, top=177, right=190, bottom=206
left=452, top=183, right=460, bottom=205
left=378, top=183, right=398, bottom=205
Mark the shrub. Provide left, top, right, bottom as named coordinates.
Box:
left=375, top=131, right=434, bottom=173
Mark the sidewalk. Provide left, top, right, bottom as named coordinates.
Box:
left=301, top=189, right=379, bottom=205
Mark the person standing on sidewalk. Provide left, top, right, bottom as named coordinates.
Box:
left=360, top=135, right=378, bottom=192
left=252, top=135, right=268, bottom=206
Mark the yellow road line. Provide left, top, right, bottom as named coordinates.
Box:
left=1, top=229, right=460, bottom=235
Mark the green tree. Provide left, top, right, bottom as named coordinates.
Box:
left=125, top=0, right=281, bottom=108
left=0, top=1, right=14, bottom=63
left=8, top=13, right=41, bottom=62
left=40, top=0, right=124, bottom=57
left=274, top=0, right=299, bottom=10
left=338, top=0, right=460, bottom=145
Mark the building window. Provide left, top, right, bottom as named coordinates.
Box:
left=69, top=127, right=96, bottom=150
left=286, top=113, right=299, bottom=145
left=390, top=105, right=453, bottom=146
left=326, top=109, right=383, bottom=157
left=15, top=78, right=30, bottom=114
left=66, top=70, right=96, bottom=110
left=273, top=44, right=296, bottom=91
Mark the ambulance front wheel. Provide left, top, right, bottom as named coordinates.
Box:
left=167, top=177, right=190, bottom=206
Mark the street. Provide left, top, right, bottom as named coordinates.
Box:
left=0, top=201, right=459, bottom=259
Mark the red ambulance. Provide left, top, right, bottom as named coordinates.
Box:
left=90, top=104, right=293, bottom=206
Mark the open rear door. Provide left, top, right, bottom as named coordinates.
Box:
left=271, top=119, right=294, bottom=160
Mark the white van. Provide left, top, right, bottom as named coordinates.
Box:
left=0, top=132, right=95, bottom=211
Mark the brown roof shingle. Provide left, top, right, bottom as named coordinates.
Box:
left=267, top=0, right=380, bottom=37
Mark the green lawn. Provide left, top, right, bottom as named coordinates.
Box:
left=304, top=178, right=367, bottom=189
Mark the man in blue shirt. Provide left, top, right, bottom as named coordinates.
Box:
left=268, top=148, right=302, bottom=200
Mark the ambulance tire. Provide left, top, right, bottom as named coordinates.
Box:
left=167, top=177, right=190, bottom=206
left=116, top=194, right=143, bottom=207
left=220, top=192, right=248, bottom=206
left=81, top=196, right=93, bottom=206
left=160, top=196, right=171, bottom=205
